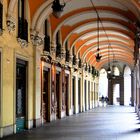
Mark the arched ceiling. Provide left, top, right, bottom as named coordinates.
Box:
left=27, top=0, right=140, bottom=70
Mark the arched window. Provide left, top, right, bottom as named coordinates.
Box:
left=65, top=40, right=70, bottom=62
left=44, top=19, right=50, bottom=52
left=78, top=52, right=82, bottom=68
left=18, top=0, right=28, bottom=41
left=56, top=31, right=61, bottom=57
left=72, top=46, right=76, bottom=65
left=98, top=69, right=108, bottom=98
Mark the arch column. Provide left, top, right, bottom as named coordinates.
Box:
left=68, top=68, right=73, bottom=115
left=120, top=76, right=124, bottom=105
left=136, top=59, right=140, bottom=115
left=131, top=71, right=135, bottom=106
left=81, top=68, right=85, bottom=112
left=50, top=40, right=56, bottom=60
left=33, top=46, right=42, bottom=127
left=108, top=79, right=113, bottom=105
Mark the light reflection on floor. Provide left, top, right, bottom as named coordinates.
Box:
left=3, top=106, right=140, bottom=140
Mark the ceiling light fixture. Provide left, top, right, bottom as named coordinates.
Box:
left=95, top=16, right=102, bottom=62
left=107, top=66, right=111, bottom=74
left=52, top=0, right=66, bottom=18
left=90, top=0, right=102, bottom=62
left=107, top=44, right=111, bottom=73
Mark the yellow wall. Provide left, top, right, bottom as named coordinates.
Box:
left=0, top=0, right=34, bottom=127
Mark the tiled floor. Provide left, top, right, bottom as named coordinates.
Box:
left=2, top=106, right=140, bottom=140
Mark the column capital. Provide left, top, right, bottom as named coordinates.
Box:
left=31, top=30, right=44, bottom=46
left=6, top=15, right=16, bottom=32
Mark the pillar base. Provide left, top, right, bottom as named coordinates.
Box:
left=0, top=124, right=15, bottom=138
left=60, top=110, right=66, bottom=118
left=33, top=118, right=42, bottom=128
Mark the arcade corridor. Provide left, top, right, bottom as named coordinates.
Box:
left=3, top=106, right=140, bottom=140
left=1, top=0, right=140, bottom=138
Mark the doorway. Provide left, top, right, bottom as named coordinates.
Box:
left=16, top=59, right=27, bottom=132
left=72, top=76, right=75, bottom=114
left=88, top=81, right=90, bottom=109
left=98, top=69, right=108, bottom=98
left=65, top=75, right=69, bottom=116
left=42, top=69, right=49, bottom=123
left=84, top=80, right=87, bottom=110
left=124, top=66, right=131, bottom=106
left=56, top=72, right=60, bottom=118
left=78, top=78, right=81, bottom=112
left=113, top=84, right=120, bottom=105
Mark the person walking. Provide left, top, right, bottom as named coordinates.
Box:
left=101, top=95, right=104, bottom=106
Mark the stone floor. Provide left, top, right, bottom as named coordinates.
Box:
left=3, top=106, right=140, bottom=140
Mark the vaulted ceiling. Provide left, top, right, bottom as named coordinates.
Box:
left=28, top=0, right=140, bottom=70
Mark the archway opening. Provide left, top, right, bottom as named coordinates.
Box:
left=124, top=66, right=131, bottom=106
left=113, top=84, right=120, bottom=105
left=98, top=69, right=108, bottom=106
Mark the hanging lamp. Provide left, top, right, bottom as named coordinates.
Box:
left=52, top=0, right=65, bottom=18
left=107, top=44, right=111, bottom=73
left=95, top=16, right=102, bottom=62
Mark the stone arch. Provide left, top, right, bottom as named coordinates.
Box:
left=124, top=66, right=131, bottom=106
left=98, top=68, right=108, bottom=101
left=7, top=0, right=17, bottom=16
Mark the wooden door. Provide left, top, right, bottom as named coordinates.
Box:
left=65, top=75, right=69, bottom=116
left=72, top=77, right=75, bottom=114
left=42, top=70, right=49, bottom=123
left=56, top=72, right=60, bottom=118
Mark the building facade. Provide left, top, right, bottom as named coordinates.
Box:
left=0, top=0, right=140, bottom=138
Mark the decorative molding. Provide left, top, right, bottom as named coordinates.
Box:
left=41, top=51, right=52, bottom=63
left=6, top=16, right=16, bottom=32
left=51, top=46, right=56, bottom=54
left=17, top=38, right=28, bottom=48
left=31, top=31, right=44, bottom=46
left=69, top=54, right=73, bottom=63
left=61, top=48, right=66, bottom=59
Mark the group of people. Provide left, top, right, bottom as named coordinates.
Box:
left=101, top=95, right=109, bottom=106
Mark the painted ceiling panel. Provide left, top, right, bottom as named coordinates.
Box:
left=84, top=37, right=130, bottom=45
left=64, top=12, right=129, bottom=26
left=63, top=0, right=129, bottom=15
left=27, top=0, right=140, bottom=69
left=80, top=31, right=131, bottom=40
left=74, top=22, right=130, bottom=34
left=29, top=0, right=45, bottom=20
